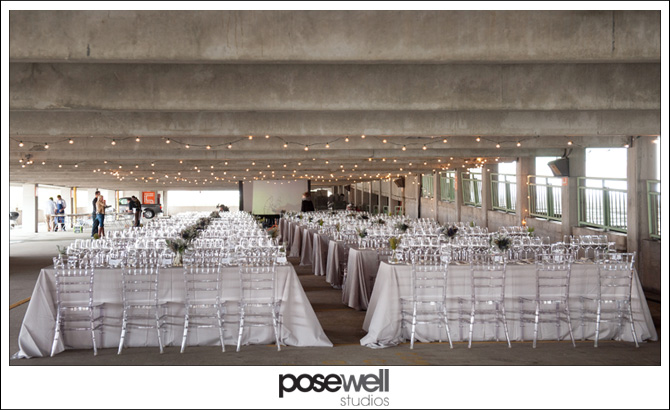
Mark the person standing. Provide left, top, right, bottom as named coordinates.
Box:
left=300, top=192, right=315, bottom=212
left=96, top=194, right=106, bottom=237
left=130, top=195, right=142, bottom=227
left=45, top=197, right=56, bottom=232
left=55, top=195, right=67, bottom=232
left=91, top=190, right=100, bottom=237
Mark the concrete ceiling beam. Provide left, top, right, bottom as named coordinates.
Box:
left=10, top=63, right=661, bottom=112
left=10, top=11, right=660, bottom=63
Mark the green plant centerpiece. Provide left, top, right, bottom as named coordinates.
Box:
left=317, top=219, right=324, bottom=227
left=527, top=227, right=535, bottom=237
left=356, top=227, right=368, bottom=248
left=166, top=238, right=188, bottom=266
left=388, top=236, right=401, bottom=264
left=375, top=218, right=386, bottom=225
left=490, top=234, right=512, bottom=253
left=210, top=211, right=221, bottom=219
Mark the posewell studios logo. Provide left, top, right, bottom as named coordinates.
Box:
left=279, top=369, right=391, bottom=406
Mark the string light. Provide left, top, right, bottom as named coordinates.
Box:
left=443, top=139, right=447, bottom=143
left=476, top=137, right=481, bottom=142
left=422, top=145, right=427, bottom=150
left=283, top=143, right=288, bottom=148
left=136, top=137, right=141, bottom=142
left=69, top=139, right=74, bottom=144
left=166, top=138, right=171, bottom=144
left=496, top=143, right=501, bottom=148
left=185, top=144, right=190, bottom=149
left=345, top=137, right=349, bottom=142
left=567, top=140, right=573, bottom=146
left=206, top=145, right=211, bottom=150
left=248, top=135, right=253, bottom=140
left=516, top=141, right=521, bottom=147
left=325, top=143, right=330, bottom=148
left=227, top=143, right=233, bottom=149
left=19, top=141, right=24, bottom=147
left=304, top=145, right=309, bottom=151
left=111, top=139, right=117, bottom=145
left=361, top=134, right=365, bottom=139
left=265, top=135, right=270, bottom=139
left=44, top=143, right=49, bottom=149
left=402, top=145, right=406, bottom=151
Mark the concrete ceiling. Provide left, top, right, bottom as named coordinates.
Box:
left=9, top=10, right=661, bottom=190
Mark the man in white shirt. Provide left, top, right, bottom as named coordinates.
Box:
left=45, top=197, right=56, bottom=232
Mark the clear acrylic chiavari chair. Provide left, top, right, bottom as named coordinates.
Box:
left=180, top=250, right=227, bottom=353
left=118, top=250, right=169, bottom=354
left=51, top=255, right=104, bottom=357
left=400, top=261, right=453, bottom=349
left=580, top=252, right=639, bottom=347
left=237, top=260, right=283, bottom=352
left=459, top=253, right=511, bottom=348
left=519, top=253, right=576, bottom=348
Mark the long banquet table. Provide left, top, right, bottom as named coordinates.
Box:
left=15, top=263, right=333, bottom=358
left=361, top=261, right=658, bottom=348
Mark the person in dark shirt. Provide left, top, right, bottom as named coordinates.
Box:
left=91, top=190, right=100, bottom=237
left=129, top=195, right=142, bottom=227
left=300, top=192, right=315, bottom=212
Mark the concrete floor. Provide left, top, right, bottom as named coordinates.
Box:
left=8, top=228, right=661, bottom=366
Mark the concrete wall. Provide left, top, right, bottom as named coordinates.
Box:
left=460, top=206, right=484, bottom=228
left=639, top=239, right=661, bottom=296
left=437, top=201, right=459, bottom=224
left=487, top=210, right=518, bottom=232
left=167, top=205, right=240, bottom=215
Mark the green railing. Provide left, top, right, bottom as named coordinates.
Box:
left=578, top=177, right=627, bottom=233
left=421, top=174, right=434, bottom=198
left=647, top=179, right=661, bottom=239
left=528, top=175, right=563, bottom=221
left=462, top=172, right=482, bottom=207
left=439, top=171, right=456, bottom=202
left=491, top=173, right=516, bottom=213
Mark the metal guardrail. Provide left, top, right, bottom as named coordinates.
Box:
left=578, top=177, right=628, bottom=233
left=491, top=173, right=516, bottom=213
left=647, top=179, right=661, bottom=239
left=439, top=171, right=456, bottom=202
left=421, top=174, right=434, bottom=198
left=528, top=175, right=563, bottom=221
left=461, top=172, right=482, bottom=207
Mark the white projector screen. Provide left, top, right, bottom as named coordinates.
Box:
left=251, top=180, right=309, bottom=214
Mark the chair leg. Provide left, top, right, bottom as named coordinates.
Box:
left=519, top=299, right=525, bottom=343
left=468, top=302, right=475, bottom=349
left=410, top=302, right=417, bottom=349
left=565, top=302, right=576, bottom=348
left=556, top=302, right=561, bottom=342
left=51, top=311, right=62, bottom=357
left=442, top=306, right=453, bottom=349
left=271, top=306, right=281, bottom=352
left=533, top=303, right=540, bottom=349
left=236, top=306, right=245, bottom=352
left=501, top=303, right=511, bottom=348
left=155, top=307, right=164, bottom=354
left=580, top=297, right=586, bottom=341
left=180, top=309, right=189, bottom=354
left=627, top=302, right=640, bottom=348
left=217, top=305, right=226, bottom=353
left=118, top=310, right=128, bottom=355
left=89, top=308, right=98, bottom=356
left=594, top=300, right=602, bottom=348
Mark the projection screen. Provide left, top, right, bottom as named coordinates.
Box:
left=251, top=180, right=309, bottom=214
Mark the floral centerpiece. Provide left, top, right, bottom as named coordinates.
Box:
left=210, top=211, right=221, bottom=219
left=395, top=222, right=410, bottom=233
left=490, top=233, right=512, bottom=253
left=267, top=226, right=279, bottom=245
left=375, top=218, right=386, bottom=225
left=440, top=225, right=459, bottom=241
left=317, top=219, right=324, bottom=227
left=358, top=214, right=369, bottom=221
left=356, top=227, right=368, bottom=248
left=527, top=227, right=535, bottom=237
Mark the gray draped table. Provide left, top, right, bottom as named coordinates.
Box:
left=361, top=262, right=658, bottom=348
left=300, top=227, right=318, bottom=266
left=312, top=232, right=331, bottom=276
left=325, top=240, right=348, bottom=289
left=14, top=264, right=333, bottom=358
left=341, top=247, right=382, bottom=311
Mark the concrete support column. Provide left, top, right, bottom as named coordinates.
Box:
left=163, top=190, right=169, bottom=216
left=627, top=136, right=659, bottom=267
left=377, top=180, right=382, bottom=212
left=22, top=183, right=38, bottom=233
left=434, top=171, right=442, bottom=223
left=481, top=165, right=496, bottom=229
left=516, top=157, right=535, bottom=226
left=562, top=148, right=586, bottom=239
left=369, top=181, right=373, bottom=211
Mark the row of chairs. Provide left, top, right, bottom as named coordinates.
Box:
left=400, top=252, right=639, bottom=349
left=50, top=253, right=282, bottom=356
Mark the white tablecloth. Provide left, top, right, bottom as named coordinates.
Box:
left=300, top=228, right=316, bottom=266
left=361, top=262, right=658, bottom=348
left=342, top=247, right=381, bottom=311
left=15, top=264, right=333, bottom=358
left=289, top=225, right=303, bottom=258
